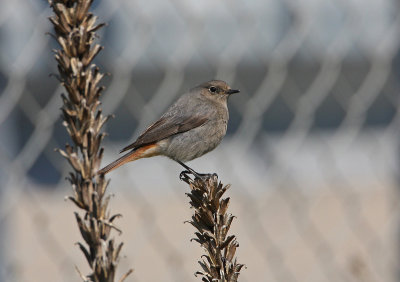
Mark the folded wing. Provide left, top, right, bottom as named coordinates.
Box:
left=120, top=115, right=208, bottom=153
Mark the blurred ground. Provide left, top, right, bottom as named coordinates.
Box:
left=7, top=174, right=398, bottom=282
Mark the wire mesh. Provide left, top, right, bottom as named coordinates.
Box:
left=0, top=0, right=399, bottom=281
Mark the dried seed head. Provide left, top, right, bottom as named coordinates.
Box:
left=183, top=173, right=244, bottom=281
left=49, top=0, right=132, bottom=280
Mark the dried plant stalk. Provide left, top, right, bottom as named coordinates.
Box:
left=181, top=173, right=245, bottom=281
left=48, top=0, right=131, bottom=281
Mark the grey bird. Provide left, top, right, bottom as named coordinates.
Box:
left=98, top=80, right=239, bottom=177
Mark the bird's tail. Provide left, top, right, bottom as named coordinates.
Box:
left=97, top=144, right=159, bottom=175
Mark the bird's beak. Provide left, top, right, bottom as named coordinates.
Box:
left=227, top=89, right=240, bottom=95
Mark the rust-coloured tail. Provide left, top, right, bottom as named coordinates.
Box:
left=98, top=144, right=159, bottom=175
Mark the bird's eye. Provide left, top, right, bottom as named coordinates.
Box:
left=209, top=86, right=217, bottom=93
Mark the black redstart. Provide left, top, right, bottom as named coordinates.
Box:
left=98, top=80, right=239, bottom=176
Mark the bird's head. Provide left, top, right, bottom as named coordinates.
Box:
left=195, top=80, right=240, bottom=103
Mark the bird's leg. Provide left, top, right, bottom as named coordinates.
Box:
left=177, top=161, right=203, bottom=179
left=177, top=161, right=216, bottom=180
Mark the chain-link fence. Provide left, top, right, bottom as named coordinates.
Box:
left=1, top=0, right=400, bottom=281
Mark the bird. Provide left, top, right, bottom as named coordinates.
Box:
left=98, top=80, right=239, bottom=178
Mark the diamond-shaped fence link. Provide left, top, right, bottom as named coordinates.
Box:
left=0, top=0, right=399, bottom=281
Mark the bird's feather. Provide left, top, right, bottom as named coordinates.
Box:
left=119, top=115, right=208, bottom=153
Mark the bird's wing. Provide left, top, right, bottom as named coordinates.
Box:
left=119, top=115, right=209, bottom=153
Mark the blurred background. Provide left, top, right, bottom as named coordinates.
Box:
left=1, top=0, right=400, bottom=281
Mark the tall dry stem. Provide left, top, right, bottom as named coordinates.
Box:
left=48, top=0, right=132, bottom=280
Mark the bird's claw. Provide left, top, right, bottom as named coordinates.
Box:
left=210, top=173, right=218, bottom=179
left=197, top=172, right=217, bottom=180
left=179, top=170, right=191, bottom=181
left=179, top=170, right=217, bottom=182
left=177, top=161, right=218, bottom=182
